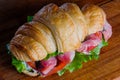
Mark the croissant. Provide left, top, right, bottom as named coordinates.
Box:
left=9, top=3, right=112, bottom=77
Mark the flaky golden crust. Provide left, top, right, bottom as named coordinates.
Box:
left=60, top=3, right=88, bottom=42
left=34, top=3, right=81, bottom=52
left=10, top=34, right=47, bottom=61
left=82, top=4, right=106, bottom=35
left=15, top=21, right=56, bottom=54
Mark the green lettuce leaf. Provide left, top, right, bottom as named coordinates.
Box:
left=44, top=51, right=63, bottom=60
left=12, top=57, right=34, bottom=73
left=12, top=57, right=26, bottom=73
left=58, top=39, right=108, bottom=76
left=27, top=16, right=33, bottom=22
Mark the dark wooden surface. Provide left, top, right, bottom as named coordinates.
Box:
left=0, top=0, right=120, bottom=80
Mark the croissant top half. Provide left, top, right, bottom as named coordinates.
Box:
left=9, top=3, right=106, bottom=61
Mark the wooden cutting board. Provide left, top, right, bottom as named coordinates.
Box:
left=0, top=0, right=120, bottom=80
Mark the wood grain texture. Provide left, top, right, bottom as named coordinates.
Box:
left=0, top=0, right=120, bottom=80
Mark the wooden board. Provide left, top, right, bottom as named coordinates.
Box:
left=0, top=0, right=120, bottom=80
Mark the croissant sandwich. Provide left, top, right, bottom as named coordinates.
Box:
left=7, top=3, right=112, bottom=77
